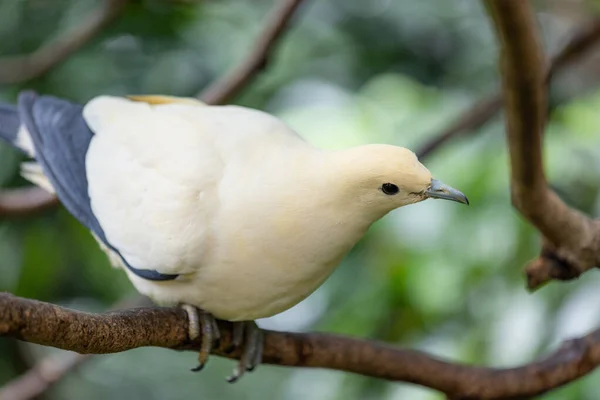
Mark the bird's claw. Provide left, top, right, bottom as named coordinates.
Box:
left=226, top=320, right=263, bottom=383
left=181, top=305, right=263, bottom=382
left=224, top=320, right=245, bottom=353
left=181, top=304, right=220, bottom=372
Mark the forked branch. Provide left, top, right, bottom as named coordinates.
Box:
left=486, top=0, right=600, bottom=289
left=417, top=17, right=600, bottom=160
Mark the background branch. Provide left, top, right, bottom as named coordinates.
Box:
left=2, top=292, right=600, bottom=400
left=0, top=0, right=308, bottom=218
left=416, top=17, right=600, bottom=160
left=198, top=0, right=307, bottom=105
left=0, top=0, right=129, bottom=85
left=486, top=1, right=600, bottom=289
left=0, top=0, right=129, bottom=218
left=0, top=352, right=90, bottom=400
left=0, top=187, right=58, bottom=218
left=0, top=295, right=148, bottom=400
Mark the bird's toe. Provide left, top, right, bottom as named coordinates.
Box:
left=226, top=321, right=263, bottom=383
left=224, top=320, right=245, bottom=353
left=180, top=304, right=220, bottom=373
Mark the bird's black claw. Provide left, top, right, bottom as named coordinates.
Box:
left=225, top=321, right=263, bottom=383
left=179, top=304, right=220, bottom=374
left=190, top=364, right=205, bottom=373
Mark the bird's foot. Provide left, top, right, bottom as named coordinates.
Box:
left=225, top=320, right=264, bottom=383
left=181, top=304, right=220, bottom=372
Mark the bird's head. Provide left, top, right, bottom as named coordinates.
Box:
left=331, top=144, right=468, bottom=216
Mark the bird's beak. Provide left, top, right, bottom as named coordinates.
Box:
left=425, top=179, right=469, bottom=205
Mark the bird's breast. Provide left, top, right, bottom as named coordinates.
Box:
left=184, top=203, right=372, bottom=320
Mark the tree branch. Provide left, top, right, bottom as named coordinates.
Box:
left=2, top=292, right=600, bottom=400
left=416, top=95, right=501, bottom=159
left=416, top=17, right=600, bottom=160
left=0, top=0, right=128, bottom=218
left=0, top=187, right=58, bottom=218
left=0, top=352, right=90, bottom=400
left=0, top=0, right=129, bottom=85
left=486, top=1, right=600, bottom=289
left=0, top=295, right=148, bottom=400
left=0, top=0, right=307, bottom=218
left=198, top=0, right=307, bottom=105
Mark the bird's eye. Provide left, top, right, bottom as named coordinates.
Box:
left=381, top=183, right=399, bottom=195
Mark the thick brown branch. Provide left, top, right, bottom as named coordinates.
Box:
left=2, top=293, right=600, bottom=400
left=486, top=1, right=600, bottom=289
left=198, top=0, right=307, bottom=105
left=0, top=187, right=58, bottom=218
left=0, top=0, right=128, bottom=84
left=0, top=296, right=148, bottom=400
left=416, top=17, right=600, bottom=160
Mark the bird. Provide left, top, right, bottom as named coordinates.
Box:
left=0, top=90, right=468, bottom=382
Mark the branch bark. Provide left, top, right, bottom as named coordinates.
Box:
left=0, top=295, right=148, bottom=400
left=416, top=17, right=600, bottom=160
left=0, top=0, right=129, bottom=84
left=486, top=1, right=600, bottom=289
left=2, top=292, right=600, bottom=400
left=198, top=0, right=307, bottom=104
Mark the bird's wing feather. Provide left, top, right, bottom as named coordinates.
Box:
left=17, top=91, right=178, bottom=281
left=0, top=104, right=21, bottom=148
left=83, top=96, right=224, bottom=275
left=18, top=91, right=103, bottom=235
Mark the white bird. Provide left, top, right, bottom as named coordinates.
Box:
left=0, top=91, right=468, bottom=381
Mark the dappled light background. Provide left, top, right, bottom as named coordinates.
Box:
left=2, top=0, right=600, bottom=399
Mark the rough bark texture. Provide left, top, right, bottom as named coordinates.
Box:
left=2, top=293, right=600, bottom=400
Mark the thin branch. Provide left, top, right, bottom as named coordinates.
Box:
left=0, top=353, right=91, bottom=400
left=0, top=296, right=148, bottom=400
left=0, top=0, right=129, bottom=218
left=0, top=0, right=307, bottom=217
left=485, top=2, right=600, bottom=289
left=0, top=187, right=58, bottom=218
left=0, top=0, right=128, bottom=217
left=0, top=0, right=129, bottom=84
left=547, top=17, right=600, bottom=79
left=198, top=0, right=307, bottom=105
left=2, top=293, right=600, bottom=400
left=416, top=17, right=600, bottom=160
left=416, top=95, right=501, bottom=159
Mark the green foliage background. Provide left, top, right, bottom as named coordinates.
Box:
left=2, top=1, right=600, bottom=399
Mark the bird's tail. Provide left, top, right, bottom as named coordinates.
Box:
left=0, top=103, right=23, bottom=152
